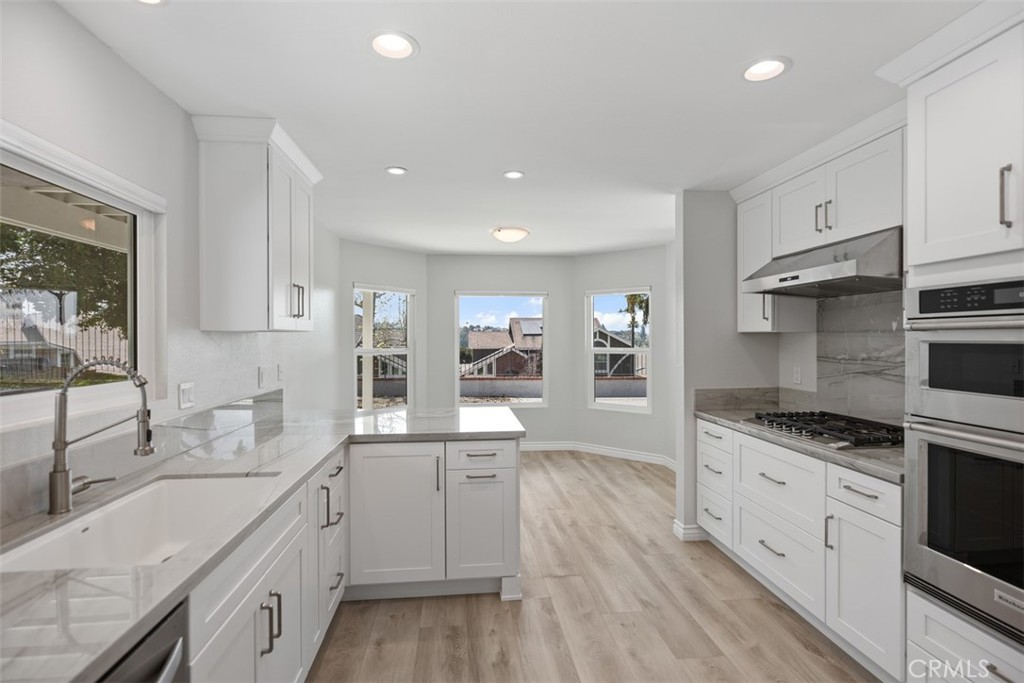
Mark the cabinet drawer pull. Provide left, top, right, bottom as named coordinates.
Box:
left=825, top=513, right=834, bottom=550
left=985, top=663, right=1014, bottom=683
left=329, top=464, right=344, bottom=478
left=320, top=484, right=334, bottom=529
left=466, top=473, right=498, bottom=479
left=841, top=484, right=879, bottom=500
left=758, top=539, right=786, bottom=557
left=466, top=452, right=498, bottom=458
left=823, top=199, right=833, bottom=230
left=259, top=603, right=274, bottom=655
left=703, top=507, right=722, bottom=522
left=762, top=293, right=769, bottom=321
left=999, top=164, right=1013, bottom=228
left=702, top=430, right=723, bottom=440
left=814, top=203, right=823, bottom=233
left=269, top=590, right=283, bottom=639
left=758, top=472, right=786, bottom=486
left=436, top=455, right=440, bottom=492
left=329, top=572, right=345, bottom=591
left=702, top=463, right=723, bottom=475
left=292, top=283, right=303, bottom=319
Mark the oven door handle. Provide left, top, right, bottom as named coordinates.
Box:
left=904, top=421, right=1024, bottom=453
left=904, top=318, right=1024, bottom=331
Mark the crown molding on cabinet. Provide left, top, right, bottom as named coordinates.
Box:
left=0, top=119, right=168, bottom=213
left=876, top=1, right=1024, bottom=88
left=191, top=115, right=323, bottom=185
left=728, top=101, right=906, bottom=205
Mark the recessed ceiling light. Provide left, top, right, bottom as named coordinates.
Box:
left=491, top=226, right=530, bottom=243
left=744, top=57, right=791, bottom=82
left=502, top=170, right=525, bottom=180
left=136, top=0, right=166, bottom=4
left=385, top=166, right=408, bottom=176
left=371, top=31, right=419, bottom=60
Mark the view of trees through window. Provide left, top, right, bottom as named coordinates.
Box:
left=0, top=164, right=135, bottom=396
left=590, top=290, right=650, bottom=409
left=458, top=294, right=544, bottom=404
left=355, top=288, right=410, bottom=410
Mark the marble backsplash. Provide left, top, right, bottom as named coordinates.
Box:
left=815, top=290, right=904, bottom=423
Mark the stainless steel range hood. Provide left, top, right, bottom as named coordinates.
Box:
left=742, top=227, right=902, bottom=298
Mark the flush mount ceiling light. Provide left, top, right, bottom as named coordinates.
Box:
left=385, top=166, right=408, bottom=176
left=491, top=226, right=530, bottom=243
left=502, top=170, right=525, bottom=180
left=371, top=31, right=419, bottom=60
left=743, top=57, right=791, bottom=82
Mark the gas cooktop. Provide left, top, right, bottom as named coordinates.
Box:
left=743, top=411, right=904, bottom=449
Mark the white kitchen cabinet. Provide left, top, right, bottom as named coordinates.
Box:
left=825, top=498, right=903, bottom=680
left=349, top=441, right=446, bottom=585
left=772, top=130, right=904, bottom=258
left=737, top=192, right=815, bottom=333
left=906, top=24, right=1024, bottom=266
left=193, top=116, right=321, bottom=332
left=445, top=467, right=518, bottom=579
left=302, top=450, right=346, bottom=669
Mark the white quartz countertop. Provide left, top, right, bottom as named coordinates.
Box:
left=0, top=405, right=525, bottom=683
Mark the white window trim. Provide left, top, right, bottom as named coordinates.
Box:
left=0, top=121, right=166, bottom=432
left=455, top=290, right=548, bottom=409
left=353, top=285, right=414, bottom=413
left=585, top=287, right=652, bottom=414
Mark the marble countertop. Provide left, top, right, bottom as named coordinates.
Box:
left=695, top=409, right=905, bottom=484
left=0, top=405, right=525, bottom=683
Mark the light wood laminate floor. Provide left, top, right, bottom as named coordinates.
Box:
left=308, top=450, right=875, bottom=683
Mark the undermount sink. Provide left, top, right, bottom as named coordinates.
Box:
left=0, top=476, right=277, bottom=572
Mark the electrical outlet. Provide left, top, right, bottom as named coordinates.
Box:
left=178, top=382, right=196, bottom=410
left=792, top=365, right=802, bottom=385
left=258, top=366, right=266, bottom=389
left=277, top=363, right=283, bottom=382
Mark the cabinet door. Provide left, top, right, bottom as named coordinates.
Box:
left=825, top=498, right=903, bottom=680
left=772, top=167, right=827, bottom=256
left=445, top=468, right=518, bottom=579
left=269, top=148, right=296, bottom=331
left=190, top=599, right=258, bottom=683
left=825, top=130, right=904, bottom=243
left=738, top=192, right=776, bottom=332
left=907, top=25, right=1024, bottom=266
left=257, top=532, right=306, bottom=683
left=291, top=178, right=313, bottom=331
left=350, top=442, right=446, bottom=585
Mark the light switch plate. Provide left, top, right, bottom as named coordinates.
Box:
left=792, top=365, right=802, bottom=385
left=178, top=382, right=195, bottom=410
left=277, top=363, right=283, bottom=382
left=258, top=366, right=266, bottom=389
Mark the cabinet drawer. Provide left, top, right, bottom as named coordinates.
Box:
left=907, top=589, right=1023, bottom=683
left=734, top=434, right=825, bottom=538
left=321, top=526, right=345, bottom=615
left=446, top=440, right=517, bottom=470
left=734, top=495, right=825, bottom=621
left=697, top=484, right=732, bottom=549
left=696, top=419, right=733, bottom=452
left=826, top=464, right=901, bottom=526
left=697, top=441, right=732, bottom=500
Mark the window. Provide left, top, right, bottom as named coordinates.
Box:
left=355, top=287, right=411, bottom=410
left=0, top=164, right=136, bottom=396
left=588, top=289, right=650, bottom=411
left=458, top=293, right=545, bottom=405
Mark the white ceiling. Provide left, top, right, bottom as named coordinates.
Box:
left=59, top=0, right=975, bottom=255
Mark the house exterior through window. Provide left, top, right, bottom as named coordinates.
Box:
left=355, top=287, right=411, bottom=410
left=588, top=289, right=650, bottom=411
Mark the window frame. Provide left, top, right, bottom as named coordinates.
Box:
left=0, top=122, right=165, bottom=432
left=585, top=287, right=652, bottom=414
left=455, top=290, right=548, bottom=409
left=353, top=283, right=414, bottom=413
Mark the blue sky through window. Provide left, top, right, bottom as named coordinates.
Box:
left=459, top=295, right=543, bottom=328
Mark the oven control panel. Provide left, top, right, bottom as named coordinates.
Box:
left=918, top=280, right=1024, bottom=314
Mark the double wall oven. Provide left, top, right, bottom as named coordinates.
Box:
left=904, top=278, right=1024, bottom=643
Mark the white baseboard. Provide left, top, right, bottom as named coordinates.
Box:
left=521, top=440, right=675, bottom=472
left=673, top=519, right=708, bottom=542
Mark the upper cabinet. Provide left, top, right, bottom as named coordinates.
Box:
left=193, top=116, right=322, bottom=332
left=905, top=24, right=1024, bottom=266
left=772, top=130, right=904, bottom=258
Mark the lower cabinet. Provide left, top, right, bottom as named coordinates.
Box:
left=303, top=449, right=347, bottom=667
left=446, top=467, right=518, bottom=580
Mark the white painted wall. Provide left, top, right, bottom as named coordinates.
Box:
left=0, top=2, right=345, bottom=468
left=676, top=190, right=779, bottom=534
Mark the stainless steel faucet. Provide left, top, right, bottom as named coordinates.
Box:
left=50, top=357, right=155, bottom=515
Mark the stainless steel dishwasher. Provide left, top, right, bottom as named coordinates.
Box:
left=100, top=602, right=188, bottom=682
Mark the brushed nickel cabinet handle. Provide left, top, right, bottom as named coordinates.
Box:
left=436, top=455, right=440, bottom=492
left=320, top=484, right=332, bottom=529
left=842, top=484, right=879, bottom=500
left=299, top=284, right=306, bottom=318
left=824, top=199, right=833, bottom=230
left=758, top=472, right=786, bottom=486
left=260, top=603, right=274, bottom=655
left=466, top=473, right=498, bottom=479
left=758, top=539, right=786, bottom=557
left=329, top=572, right=345, bottom=591
left=270, top=590, right=283, bottom=639
left=1000, top=164, right=1013, bottom=228
left=703, top=507, right=722, bottom=522
left=703, top=464, right=723, bottom=475
left=702, top=430, right=723, bottom=440
left=814, top=203, right=823, bottom=232
left=825, top=513, right=834, bottom=550
left=466, top=452, right=498, bottom=458
left=292, top=283, right=302, bottom=318
left=762, top=293, right=769, bottom=321
left=329, top=464, right=344, bottom=477
left=985, top=663, right=1014, bottom=683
